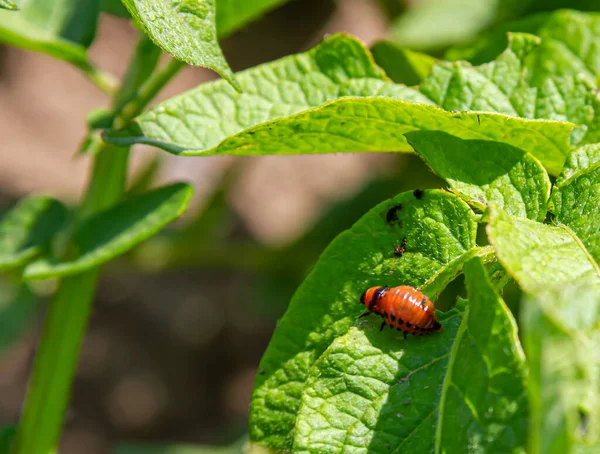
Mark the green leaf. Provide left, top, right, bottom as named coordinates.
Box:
left=447, top=10, right=600, bottom=86
left=0, top=0, right=18, bottom=11
left=104, top=34, right=575, bottom=176
left=388, top=0, right=525, bottom=51
left=522, top=284, right=600, bottom=453
left=0, top=0, right=101, bottom=68
left=422, top=32, right=600, bottom=147
left=486, top=204, right=600, bottom=293
left=250, top=189, right=477, bottom=451
left=0, top=196, right=68, bottom=271
left=556, top=143, right=600, bottom=186
left=23, top=183, right=193, bottom=280
left=121, top=0, right=237, bottom=88
left=292, top=309, right=463, bottom=454
left=0, top=281, right=39, bottom=354
left=215, top=0, right=289, bottom=38
left=371, top=40, right=436, bottom=85
left=551, top=160, right=600, bottom=264
left=437, top=258, right=528, bottom=453
left=405, top=131, right=551, bottom=221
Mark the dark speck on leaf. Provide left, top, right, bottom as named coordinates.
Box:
left=259, top=369, right=265, bottom=375
left=394, top=237, right=407, bottom=257
left=386, top=204, right=402, bottom=223
left=403, top=400, right=411, bottom=405
left=413, top=189, right=424, bottom=199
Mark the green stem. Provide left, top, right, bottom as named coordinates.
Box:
left=83, top=64, right=120, bottom=96
left=116, top=57, right=184, bottom=129
left=12, top=42, right=184, bottom=454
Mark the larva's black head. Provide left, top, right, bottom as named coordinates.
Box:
left=361, top=286, right=388, bottom=312
left=413, top=189, right=424, bottom=199
left=360, top=289, right=368, bottom=305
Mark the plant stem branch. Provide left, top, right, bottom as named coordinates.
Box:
left=84, top=64, right=120, bottom=96
left=11, top=39, right=184, bottom=454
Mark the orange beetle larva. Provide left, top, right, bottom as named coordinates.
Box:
left=359, top=285, right=442, bottom=339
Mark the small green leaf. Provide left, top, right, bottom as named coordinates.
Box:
left=486, top=205, right=600, bottom=293
left=0, top=0, right=101, bottom=67
left=250, top=190, right=477, bottom=451
left=0, top=0, right=18, bottom=11
left=293, top=310, right=463, bottom=453
left=406, top=131, right=551, bottom=221
left=105, top=34, right=575, bottom=176
left=121, top=0, right=237, bottom=88
left=371, top=40, right=437, bottom=85
left=436, top=258, right=528, bottom=453
left=24, top=183, right=193, bottom=280
left=447, top=10, right=600, bottom=86
left=551, top=162, right=600, bottom=264
left=522, top=284, right=600, bottom=453
left=0, top=281, right=39, bottom=354
left=215, top=0, right=290, bottom=38
left=0, top=196, right=67, bottom=271
left=556, top=143, right=600, bottom=186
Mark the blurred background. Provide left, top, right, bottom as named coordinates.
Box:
left=0, top=0, right=594, bottom=452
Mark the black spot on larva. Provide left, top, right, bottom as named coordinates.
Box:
left=386, top=204, right=402, bottom=223
left=406, top=322, right=412, bottom=328
left=413, top=189, right=424, bottom=199
left=390, top=315, right=396, bottom=321
left=398, top=320, right=404, bottom=326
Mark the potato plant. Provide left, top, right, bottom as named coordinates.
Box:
left=0, top=1, right=598, bottom=453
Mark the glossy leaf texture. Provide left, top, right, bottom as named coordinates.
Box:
left=406, top=131, right=551, bottom=221
left=250, top=189, right=479, bottom=451
left=0, top=0, right=101, bottom=68
left=551, top=154, right=600, bottom=263
left=522, top=284, right=600, bottom=453
left=556, top=144, right=600, bottom=186
left=23, top=183, right=193, bottom=280
left=0, top=196, right=68, bottom=271
left=419, top=32, right=600, bottom=147
left=120, top=0, right=237, bottom=87
left=447, top=9, right=600, bottom=85
left=487, top=204, right=600, bottom=293
left=104, top=33, right=580, bottom=175
left=436, top=258, right=527, bottom=453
